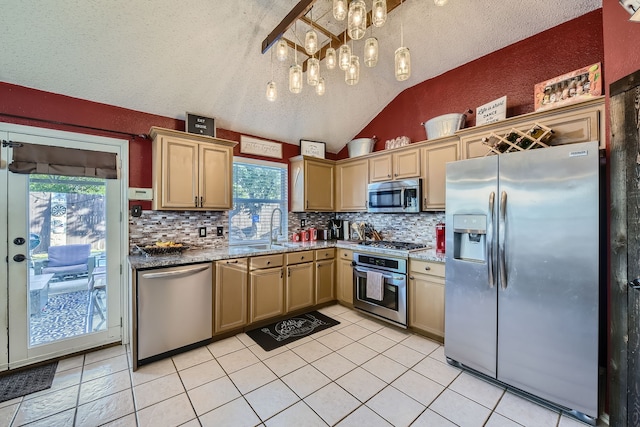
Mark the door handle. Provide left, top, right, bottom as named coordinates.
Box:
left=13, top=254, right=27, bottom=262
left=194, top=196, right=198, bottom=208
left=487, top=191, right=495, bottom=289
left=200, top=196, right=203, bottom=207
left=141, top=265, right=210, bottom=279
left=499, top=191, right=507, bottom=290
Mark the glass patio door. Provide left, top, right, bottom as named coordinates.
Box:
left=1, top=126, right=127, bottom=369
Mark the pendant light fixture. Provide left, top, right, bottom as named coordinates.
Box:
left=307, top=57, right=320, bottom=86
left=275, top=39, right=288, bottom=62
left=316, top=77, right=326, bottom=96
left=372, top=0, right=387, bottom=27
left=395, top=0, right=411, bottom=81
left=434, top=0, right=449, bottom=5
left=266, top=49, right=277, bottom=101
left=289, top=23, right=303, bottom=93
left=347, top=0, right=367, bottom=40
left=333, top=0, right=347, bottom=21
left=364, top=36, right=379, bottom=68
left=304, top=9, right=318, bottom=55
left=326, top=42, right=337, bottom=70
left=338, top=33, right=351, bottom=71
left=345, top=54, right=360, bottom=86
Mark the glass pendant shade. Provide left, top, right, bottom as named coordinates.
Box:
left=347, top=0, right=367, bottom=40
left=395, top=46, right=411, bottom=81
left=316, top=77, right=326, bottom=96
left=434, top=0, right=449, bottom=5
left=307, top=58, right=320, bottom=86
left=326, top=47, right=337, bottom=69
left=338, top=44, right=351, bottom=71
left=289, top=64, right=303, bottom=93
left=266, top=81, right=277, bottom=101
left=276, top=39, right=288, bottom=62
left=372, top=0, right=387, bottom=27
left=333, top=0, right=347, bottom=20
left=304, top=29, right=318, bottom=55
left=345, top=55, right=360, bottom=85
left=364, top=37, right=379, bottom=67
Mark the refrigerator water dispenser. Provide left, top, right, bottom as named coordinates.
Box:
left=452, top=214, right=486, bottom=262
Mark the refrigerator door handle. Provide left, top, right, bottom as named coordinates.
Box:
left=499, top=191, right=508, bottom=289
left=488, top=191, right=495, bottom=288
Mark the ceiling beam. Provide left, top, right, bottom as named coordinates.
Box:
left=261, top=0, right=318, bottom=54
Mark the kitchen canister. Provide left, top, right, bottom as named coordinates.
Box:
left=309, top=227, right=317, bottom=241
left=301, top=229, right=310, bottom=242
left=292, top=232, right=301, bottom=242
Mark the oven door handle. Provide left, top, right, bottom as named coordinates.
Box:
left=354, top=266, right=404, bottom=282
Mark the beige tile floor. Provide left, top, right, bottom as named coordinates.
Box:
left=0, top=304, right=593, bottom=427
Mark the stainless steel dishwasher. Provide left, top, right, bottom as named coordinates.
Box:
left=137, top=262, right=213, bottom=361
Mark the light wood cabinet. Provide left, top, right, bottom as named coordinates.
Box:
left=315, top=249, right=336, bottom=304
left=290, top=156, right=335, bottom=212
left=336, top=159, right=369, bottom=212
left=286, top=262, right=315, bottom=312
left=420, top=137, right=459, bottom=211
left=249, top=255, right=284, bottom=324
left=336, top=249, right=354, bottom=305
left=214, top=259, right=248, bottom=334
left=409, top=259, right=445, bottom=340
left=369, top=147, right=420, bottom=182
left=150, top=127, right=236, bottom=210
left=458, top=97, right=605, bottom=159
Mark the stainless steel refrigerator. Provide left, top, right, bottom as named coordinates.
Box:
left=444, top=140, right=600, bottom=422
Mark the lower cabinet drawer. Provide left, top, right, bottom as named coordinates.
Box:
left=286, top=250, right=314, bottom=265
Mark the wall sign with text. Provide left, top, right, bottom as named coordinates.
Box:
left=186, top=113, right=216, bottom=137
left=476, top=96, right=507, bottom=126
left=240, top=135, right=283, bottom=159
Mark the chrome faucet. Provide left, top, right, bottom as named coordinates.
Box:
left=269, top=207, right=283, bottom=246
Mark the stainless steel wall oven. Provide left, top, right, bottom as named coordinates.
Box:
left=352, top=252, right=408, bottom=328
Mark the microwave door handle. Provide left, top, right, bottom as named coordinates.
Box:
left=401, top=188, right=407, bottom=209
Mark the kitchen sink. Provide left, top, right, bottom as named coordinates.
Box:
left=244, top=243, right=288, bottom=250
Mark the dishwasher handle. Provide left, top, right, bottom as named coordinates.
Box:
left=141, top=265, right=210, bottom=280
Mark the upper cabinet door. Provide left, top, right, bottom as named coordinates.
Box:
left=421, top=138, right=459, bottom=211
left=369, top=154, right=393, bottom=182
left=304, top=159, right=335, bottom=211
left=336, top=159, right=368, bottom=212
left=199, top=143, right=233, bottom=210
left=393, top=148, right=420, bottom=179
left=159, top=137, right=199, bottom=209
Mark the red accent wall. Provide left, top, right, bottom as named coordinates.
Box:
left=603, top=0, right=640, bottom=85
left=339, top=9, right=605, bottom=159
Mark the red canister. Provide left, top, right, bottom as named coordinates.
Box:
left=309, top=228, right=317, bottom=241
left=292, top=232, right=301, bottom=242
left=301, top=229, right=310, bottom=242
left=435, top=222, right=445, bottom=255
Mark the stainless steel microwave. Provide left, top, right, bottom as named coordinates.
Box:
left=367, top=179, right=421, bottom=213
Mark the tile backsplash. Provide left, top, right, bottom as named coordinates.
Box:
left=129, top=210, right=444, bottom=254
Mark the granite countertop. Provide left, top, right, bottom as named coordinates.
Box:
left=128, top=240, right=444, bottom=270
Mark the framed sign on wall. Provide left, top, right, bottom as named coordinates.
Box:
left=300, top=139, right=326, bottom=159
left=186, top=112, right=215, bottom=137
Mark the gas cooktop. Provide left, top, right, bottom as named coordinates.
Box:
left=358, top=241, right=428, bottom=252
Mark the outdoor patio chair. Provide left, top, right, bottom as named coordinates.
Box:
left=41, top=244, right=91, bottom=281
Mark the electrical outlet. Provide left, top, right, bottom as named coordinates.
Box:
left=198, top=227, right=206, bottom=237
left=301, top=219, right=306, bottom=227
left=217, top=226, right=224, bottom=236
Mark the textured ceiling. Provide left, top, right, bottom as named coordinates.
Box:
left=0, top=0, right=601, bottom=153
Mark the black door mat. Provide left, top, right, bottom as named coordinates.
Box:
left=0, top=361, right=58, bottom=403
left=246, top=311, right=340, bottom=351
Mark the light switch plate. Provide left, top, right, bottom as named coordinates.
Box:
left=128, top=188, right=153, bottom=200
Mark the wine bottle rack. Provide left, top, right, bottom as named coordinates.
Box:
left=482, top=123, right=554, bottom=156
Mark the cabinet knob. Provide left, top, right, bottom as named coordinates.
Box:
left=394, top=173, right=398, bottom=177
left=425, top=266, right=431, bottom=270
left=194, top=196, right=198, bottom=207
left=387, top=174, right=391, bottom=178
left=200, top=196, right=203, bottom=207
left=301, top=256, right=305, bottom=260
left=267, top=261, right=271, bottom=265
left=409, top=276, right=415, bottom=280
